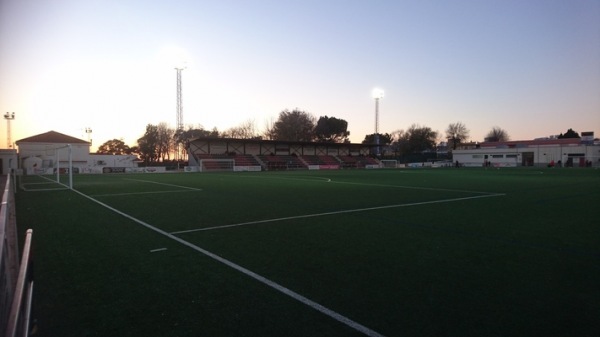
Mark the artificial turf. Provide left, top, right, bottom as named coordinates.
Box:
left=15, top=167, right=600, bottom=336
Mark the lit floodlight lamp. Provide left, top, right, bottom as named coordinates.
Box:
left=372, top=88, right=384, bottom=99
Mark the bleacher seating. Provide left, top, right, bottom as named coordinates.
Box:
left=301, top=155, right=339, bottom=166
left=194, top=153, right=261, bottom=169
left=192, top=153, right=379, bottom=171
left=337, top=155, right=379, bottom=168
left=258, top=155, right=305, bottom=170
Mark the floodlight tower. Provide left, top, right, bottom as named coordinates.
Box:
left=85, top=127, right=93, bottom=145
left=175, top=66, right=185, bottom=161
left=175, top=67, right=184, bottom=132
left=4, top=112, right=15, bottom=148
left=372, top=89, right=384, bottom=156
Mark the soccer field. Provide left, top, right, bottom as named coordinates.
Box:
left=15, top=168, right=600, bottom=336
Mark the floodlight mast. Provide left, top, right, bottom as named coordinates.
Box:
left=85, top=127, right=92, bottom=145
left=175, top=67, right=184, bottom=161
left=372, top=89, right=384, bottom=156
left=175, top=67, right=184, bottom=132
left=4, top=112, right=15, bottom=148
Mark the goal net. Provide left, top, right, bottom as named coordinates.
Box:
left=20, top=145, right=73, bottom=191
left=199, top=159, right=235, bottom=172
left=380, top=160, right=398, bottom=168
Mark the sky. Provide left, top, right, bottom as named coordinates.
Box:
left=1, top=0, right=599, bottom=149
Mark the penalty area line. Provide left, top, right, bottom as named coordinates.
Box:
left=171, top=193, right=506, bottom=235
left=69, top=188, right=386, bottom=337
left=124, top=178, right=203, bottom=191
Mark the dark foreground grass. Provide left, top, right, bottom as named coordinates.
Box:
left=15, top=168, right=600, bottom=337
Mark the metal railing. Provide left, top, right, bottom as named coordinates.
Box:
left=5, top=229, right=33, bottom=337
left=1, top=174, right=34, bottom=337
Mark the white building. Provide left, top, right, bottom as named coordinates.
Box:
left=452, top=137, right=599, bottom=168
left=15, top=131, right=138, bottom=174
left=0, top=149, right=17, bottom=175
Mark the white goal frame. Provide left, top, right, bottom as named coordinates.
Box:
left=198, top=159, right=235, bottom=172
left=380, top=160, right=398, bottom=168
left=54, top=144, right=73, bottom=189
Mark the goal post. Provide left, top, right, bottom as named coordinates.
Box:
left=198, top=159, right=235, bottom=172
left=54, top=144, right=73, bottom=189
left=380, top=160, right=398, bottom=168
left=19, top=145, right=73, bottom=191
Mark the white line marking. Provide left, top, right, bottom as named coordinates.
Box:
left=170, top=193, right=505, bottom=234
left=70, top=188, right=386, bottom=337
left=327, top=180, right=498, bottom=195
left=223, top=173, right=497, bottom=195
left=124, top=178, right=203, bottom=191
left=91, top=190, right=198, bottom=197
left=150, top=248, right=168, bottom=253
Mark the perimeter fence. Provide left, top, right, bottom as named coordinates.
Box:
left=1, top=174, right=34, bottom=337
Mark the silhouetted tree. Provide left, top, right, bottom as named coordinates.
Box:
left=362, top=133, right=393, bottom=145
left=314, top=116, right=350, bottom=143
left=485, top=126, right=509, bottom=142
left=557, top=128, right=580, bottom=139
left=156, top=122, right=174, bottom=161
left=96, top=139, right=133, bottom=155
left=176, top=126, right=219, bottom=147
left=446, top=122, right=470, bottom=150
left=223, top=119, right=261, bottom=139
left=272, top=109, right=316, bottom=141
left=394, top=124, right=438, bottom=154
left=137, top=124, right=159, bottom=164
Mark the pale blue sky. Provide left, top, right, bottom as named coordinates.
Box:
left=1, top=0, right=599, bottom=148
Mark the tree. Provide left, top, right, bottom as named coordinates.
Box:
left=177, top=125, right=220, bottom=149
left=485, top=126, right=509, bottom=142
left=392, top=124, right=438, bottom=154
left=446, top=122, right=470, bottom=150
left=96, top=139, right=132, bottom=155
left=272, top=109, right=316, bottom=141
left=262, top=117, right=276, bottom=140
left=362, top=133, right=393, bottom=145
left=557, top=128, right=580, bottom=139
left=156, top=122, right=175, bottom=161
left=137, top=124, right=159, bottom=164
left=362, top=133, right=393, bottom=156
left=223, top=119, right=261, bottom=139
left=314, top=116, right=350, bottom=143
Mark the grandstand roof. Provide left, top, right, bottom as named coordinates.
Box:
left=191, top=136, right=369, bottom=147
left=16, top=131, right=89, bottom=145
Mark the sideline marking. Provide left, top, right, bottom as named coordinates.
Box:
left=170, top=193, right=505, bottom=235
left=70, top=188, right=386, bottom=337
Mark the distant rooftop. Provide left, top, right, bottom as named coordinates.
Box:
left=16, top=131, right=89, bottom=145
left=480, top=138, right=583, bottom=148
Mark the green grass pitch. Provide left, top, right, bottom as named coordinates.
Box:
left=15, top=168, right=600, bottom=336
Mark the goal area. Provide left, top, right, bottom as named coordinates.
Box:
left=198, top=159, right=235, bottom=172
left=380, top=160, right=398, bottom=168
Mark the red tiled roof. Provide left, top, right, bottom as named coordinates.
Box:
left=16, top=131, right=89, bottom=145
